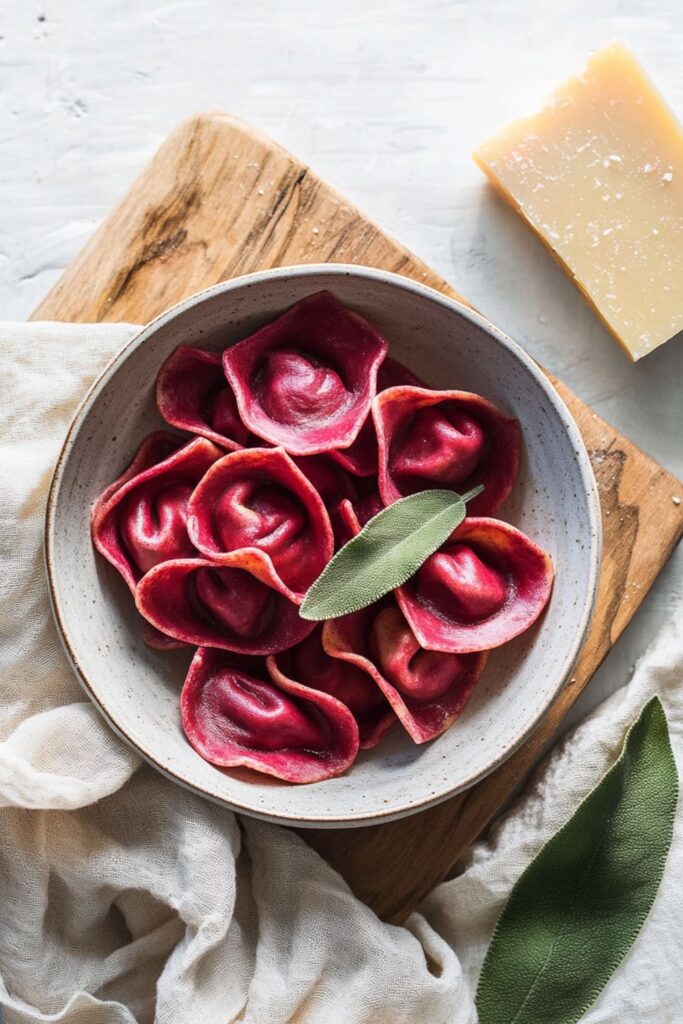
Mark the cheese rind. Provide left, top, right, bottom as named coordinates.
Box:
left=474, top=42, right=683, bottom=361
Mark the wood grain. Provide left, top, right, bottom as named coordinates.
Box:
left=33, top=113, right=683, bottom=923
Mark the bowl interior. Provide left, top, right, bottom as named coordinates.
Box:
left=47, top=266, right=600, bottom=827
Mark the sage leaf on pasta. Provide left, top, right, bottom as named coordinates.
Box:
left=300, top=486, right=483, bottom=621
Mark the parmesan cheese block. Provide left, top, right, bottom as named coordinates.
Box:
left=474, top=42, right=683, bottom=361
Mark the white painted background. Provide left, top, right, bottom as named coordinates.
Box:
left=2, top=0, right=682, bottom=731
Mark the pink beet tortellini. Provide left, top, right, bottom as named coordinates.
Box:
left=92, top=432, right=223, bottom=591
left=325, top=602, right=488, bottom=743
left=294, top=455, right=359, bottom=548
left=223, top=291, right=389, bottom=456
left=374, top=386, right=520, bottom=516
left=181, top=648, right=358, bottom=782
left=136, top=556, right=314, bottom=655
left=269, top=626, right=394, bottom=748
left=187, top=447, right=334, bottom=596
left=156, top=345, right=251, bottom=450
left=398, top=518, right=555, bottom=653
left=327, top=355, right=428, bottom=477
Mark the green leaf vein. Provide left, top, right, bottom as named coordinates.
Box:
left=476, top=696, right=678, bottom=1024
left=300, top=487, right=482, bottom=621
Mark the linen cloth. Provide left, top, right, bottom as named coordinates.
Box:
left=0, top=320, right=680, bottom=1024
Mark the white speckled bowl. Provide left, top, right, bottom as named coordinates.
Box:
left=46, top=265, right=601, bottom=827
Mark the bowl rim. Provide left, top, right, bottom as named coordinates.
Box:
left=45, top=263, right=602, bottom=827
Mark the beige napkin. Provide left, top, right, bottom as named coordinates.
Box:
left=1, top=321, right=680, bottom=1024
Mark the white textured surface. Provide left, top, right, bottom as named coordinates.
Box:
left=2, top=0, right=682, bottom=733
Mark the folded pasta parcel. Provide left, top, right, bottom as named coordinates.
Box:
left=474, top=42, right=683, bottom=361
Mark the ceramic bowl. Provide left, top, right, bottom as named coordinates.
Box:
left=46, top=265, right=601, bottom=828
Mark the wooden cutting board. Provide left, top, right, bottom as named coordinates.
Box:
left=33, top=113, right=683, bottom=924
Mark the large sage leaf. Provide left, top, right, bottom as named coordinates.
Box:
left=300, top=486, right=482, bottom=621
left=476, top=696, right=678, bottom=1024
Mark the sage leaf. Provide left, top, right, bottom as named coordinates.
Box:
left=476, top=696, right=678, bottom=1024
left=300, top=486, right=482, bottom=621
